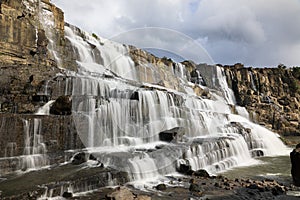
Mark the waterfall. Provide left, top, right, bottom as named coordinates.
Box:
left=61, top=25, right=290, bottom=182
left=249, top=71, right=258, bottom=92
left=214, top=67, right=236, bottom=105
left=20, top=119, right=49, bottom=171
left=173, top=63, right=187, bottom=79
left=37, top=0, right=63, bottom=67
left=65, top=25, right=137, bottom=80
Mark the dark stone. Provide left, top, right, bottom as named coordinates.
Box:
left=29, top=50, right=36, bottom=56
left=155, top=183, right=167, bottom=191
left=89, top=153, right=97, bottom=161
left=87, top=41, right=96, bottom=49
left=159, top=127, right=183, bottom=142
left=71, top=152, right=87, bottom=165
left=271, top=186, right=285, bottom=196
left=50, top=95, right=72, bottom=115
left=130, top=91, right=139, bottom=100
left=32, top=95, right=49, bottom=103
left=159, top=130, right=176, bottom=142
left=251, top=149, right=264, bottom=157
left=189, top=183, right=201, bottom=192
left=177, top=163, right=193, bottom=175
left=193, top=169, right=210, bottom=178
left=62, top=191, right=73, bottom=198
left=290, top=144, right=300, bottom=186
left=29, top=75, right=34, bottom=83
left=247, top=183, right=260, bottom=190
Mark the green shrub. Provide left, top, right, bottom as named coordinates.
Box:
left=92, top=33, right=99, bottom=40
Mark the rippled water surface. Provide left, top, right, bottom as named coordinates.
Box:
left=221, top=155, right=292, bottom=184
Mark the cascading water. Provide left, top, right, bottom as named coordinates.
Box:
left=12, top=1, right=288, bottom=182
left=62, top=25, right=289, bottom=182
left=249, top=71, right=258, bottom=92
left=20, top=118, right=49, bottom=171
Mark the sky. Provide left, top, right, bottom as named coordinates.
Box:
left=52, top=0, right=300, bottom=67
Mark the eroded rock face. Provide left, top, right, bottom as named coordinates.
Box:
left=50, top=95, right=72, bottom=115
left=0, top=113, right=83, bottom=175
left=0, top=0, right=76, bottom=114
left=223, top=64, right=300, bottom=137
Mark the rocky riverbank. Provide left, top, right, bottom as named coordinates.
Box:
left=29, top=172, right=300, bottom=200
left=1, top=168, right=299, bottom=200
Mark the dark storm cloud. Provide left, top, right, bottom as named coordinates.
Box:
left=52, top=0, right=300, bottom=66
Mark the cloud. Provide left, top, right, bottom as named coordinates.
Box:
left=52, top=0, right=300, bottom=67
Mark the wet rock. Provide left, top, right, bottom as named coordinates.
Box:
left=271, top=185, right=285, bottom=196
left=290, top=143, right=300, bottom=186
left=251, top=149, right=264, bottom=157
left=155, top=183, right=167, bottom=191
left=130, top=91, right=139, bottom=100
left=106, top=187, right=135, bottom=200
left=62, top=191, right=73, bottom=198
left=189, top=183, right=201, bottom=192
left=193, top=169, right=210, bottom=178
left=177, top=164, right=194, bottom=175
left=71, top=152, right=87, bottom=165
left=50, top=96, right=72, bottom=115
left=89, top=153, right=97, bottom=161
left=158, top=127, right=184, bottom=142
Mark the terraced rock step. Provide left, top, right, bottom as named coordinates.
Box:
left=0, top=162, right=129, bottom=199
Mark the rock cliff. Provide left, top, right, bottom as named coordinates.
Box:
left=0, top=0, right=79, bottom=174
left=0, top=0, right=75, bottom=114
left=220, top=63, right=300, bottom=139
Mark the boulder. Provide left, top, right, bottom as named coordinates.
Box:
left=193, top=169, right=210, bottom=178
left=155, top=183, right=167, bottom=191
left=71, top=152, right=87, bottom=165
left=177, top=163, right=194, bottom=175
left=62, top=191, right=73, bottom=198
left=50, top=96, right=72, bottom=115
left=290, top=143, right=300, bottom=186
left=159, top=127, right=184, bottom=142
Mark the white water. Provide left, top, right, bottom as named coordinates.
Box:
left=20, top=119, right=49, bottom=171
left=214, top=67, right=236, bottom=105
left=59, top=25, right=290, bottom=183
left=36, top=100, right=55, bottom=115
left=64, top=26, right=137, bottom=80
left=15, top=7, right=289, bottom=185
left=249, top=71, right=258, bottom=92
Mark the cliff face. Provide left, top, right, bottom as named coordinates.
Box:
left=223, top=64, right=300, bottom=138
left=0, top=0, right=79, bottom=174
left=0, top=0, right=75, bottom=113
